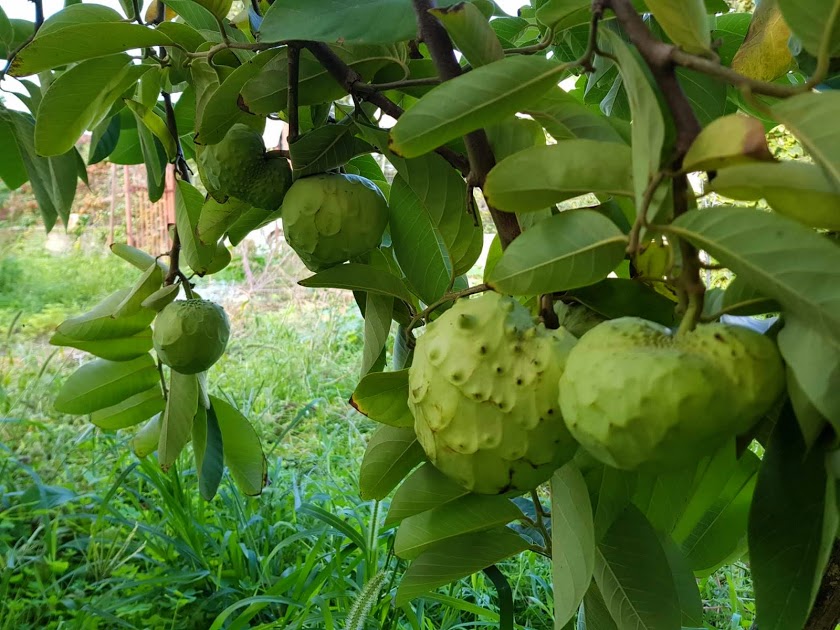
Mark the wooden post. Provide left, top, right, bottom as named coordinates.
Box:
left=108, top=163, right=117, bottom=245
left=123, top=165, right=134, bottom=246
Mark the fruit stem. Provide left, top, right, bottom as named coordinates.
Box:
left=677, top=291, right=702, bottom=336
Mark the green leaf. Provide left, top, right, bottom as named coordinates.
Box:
left=388, top=56, right=566, bottom=158
left=551, top=464, right=596, bottom=628
left=395, top=494, right=523, bottom=560
left=90, top=387, right=166, bottom=430
left=565, top=278, right=678, bottom=327
left=241, top=44, right=403, bottom=114
left=384, top=462, right=470, bottom=527
left=632, top=464, right=697, bottom=536
left=387, top=176, right=452, bottom=304
left=581, top=582, right=619, bottom=630
left=712, top=12, right=751, bottom=66
left=525, top=87, right=626, bottom=144
left=431, top=2, right=504, bottom=67
left=226, top=206, right=280, bottom=246
left=88, top=115, right=122, bottom=166
left=594, top=505, right=682, bottom=630
left=211, top=395, right=267, bottom=496
left=487, top=210, right=628, bottom=295
left=133, top=108, right=167, bottom=203
left=669, top=207, right=840, bottom=341
left=600, top=30, right=665, bottom=212
left=193, top=402, right=225, bottom=501
left=113, top=264, right=164, bottom=318
left=131, top=413, right=162, bottom=458
left=197, top=196, right=250, bottom=245
left=176, top=180, right=217, bottom=275
left=777, top=316, right=840, bottom=434
left=33, top=54, right=131, bottom=156
left=298, top=262, right=414, bottom=303
left=11, top=21, right=172, bottom=76
left=351, top=369, right=413, bottom=428
left=290, top=124, right=373, bottom=178
left=362, top=293, right=393, bottom=375
left=197, top=49, right=280, bottom=145
left=395, top=527, right=530, bottom=605
left=158, top=371, right=199, bottom=469
left=55, top=354, right=158, bottom=415
left=659, top=535, right=704, bottom=627
left=772, top=91, right=840, bottom=190
left=710, top=162, right=840, bottom=230
left=108, top=110, right=144, bottom=166
left=110, top=242, right=165, bottom=272
left=483, top=140, right=634, bottom=212
left=0, top=115, right=27, bottom=189
left=124, top=99, right=177, bottom=161
left=260, top=0, right=417, bottom=44
left=645, top=0, right=711, bottom=54
left=142, top=284, right=181, bottom=312
left=748, top=404, right=838, bottom=630
left=159, top=0, right=219, bottom=30
left=50, top=329, right=153, bottom=362
left=777, top=0, right=840, bottom=57
left=359, top=425, right=424, bottom=501
left=676, top=68, right=727, bottom=127
left=57, top=288, right=156, bottom=341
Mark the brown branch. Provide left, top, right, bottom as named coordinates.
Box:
left=603, top=0, right=704, bottom=328
left=161, top=91, right=188, bottom=286
left=303, top=41, right=470, bottom=176
left=806, top=541, right=840, bottom=629
left=287, top=43, right=301, bottom=144
left=410, top=0, right=521, bottom=249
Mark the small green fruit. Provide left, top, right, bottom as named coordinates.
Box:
left=198, top=124, right=292, bottom=211
left=409, top=292, right=579, bottom=494
left=282, top=173, right=389, bottom=272
left=559, top=317, right=785, bottom=470
left=153, top=299, right=230, bottom=374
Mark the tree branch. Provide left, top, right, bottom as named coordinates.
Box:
left=410, top=0, right=521, bottom=249
left=287, top=43, right=301, bottom=144
left=303, top=41, right=470, bottom=176
left=161, top=91, right=189, bottom=286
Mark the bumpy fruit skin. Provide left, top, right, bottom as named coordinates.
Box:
left=408, top=292, right=579, bottom=494
left=559, top=317, right=785, bottom=471
left=282, top=173, right=389, bottom=272
left=153, top=299, right=230, bottom=374
left=198, top=124, right=292, bottom=211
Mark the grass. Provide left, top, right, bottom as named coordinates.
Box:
left=0, top=227, right=757, bottom=629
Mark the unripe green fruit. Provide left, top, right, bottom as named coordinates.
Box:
left=409, top=292, right=579, bottom=494
left=153, top=299, right=230, bottom=374
left=198, top=124, right=292, bottom=211
left=559, top=317, right=785, bottom=471
left=282, top=173, right=389, bottom=272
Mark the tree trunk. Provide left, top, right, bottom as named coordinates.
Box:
left=806, top=541, right=840, bottom=629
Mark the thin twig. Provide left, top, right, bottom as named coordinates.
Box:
left=161, top=91, right=189, bottom=286
left=530, top=490, right=552, bottom=554
left=407, top=283, right=491, bottom=333
left=503, top=27, right=554, bottom=55
left=701, top=298, right=773, bottom=322
left=287, top=43, right=301, bottom=144
left=357, top=77, right=442, bottom=93
left=0, top=0, right=43, bottom=82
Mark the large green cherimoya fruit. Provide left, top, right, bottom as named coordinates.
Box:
left=408, top=292, right=579, bottom=495
left=198, top=124, right=292, bottom=211
left=153, top=299, right=230, bottom=374
left=559, top=317, right=785, bottom=471
left=282, top=173, right=389, bottom=272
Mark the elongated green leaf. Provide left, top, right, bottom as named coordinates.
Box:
left=113, top=264, right=164, bottom=318
left=778, top=317, right=840, bottom=433
left=395, top=527, right=530, bottom=605
left=261, top=0, right=416, bottom=44
left=88, top=115, right=122, bottom=166
left=197, top=196, right=250, bottom=245
left=290, top=124, right=373, bottom=178
left=110, top=242, right=165, bottom=272
left=772, top=91, right=840, bottom=190
left=484, top=140, right=634, bottom=212
left=669, top=207, right=840, bottom=341
left=50, top=329, right=153, bottom=361
left=645, top=0, right=711, bottom=54
left=600, top=30, right=665, bottom=212
left=11, top=22, right=172, bottom=76
left=57, top=289, right=156, bottom=341
left=211, top=395, right=267, bottom=496
left=581, top=582, right=619, bottom=630
left=55, top=354, right=158, bottom=415
left=158, top=371, right=199, bottom=468
left=432, top=2, right=504, bottom=67
left=551, top=464, right=595, bottom=628
left=388, top=176, right=452, bottom=304
left=193, top=403, right=224, bottom=500
left=351, top=369, right=413, bottom=428
left=131, top=413, right=162, bottom=458
left=749, top=404, right=838, bottom=630
left=389, top=56, right=566, bottom=158
left=359, top=425, right=425, bottom=501
left=660, top=535, right=704, bottom=627
left=226, top=206, right=280, bottom=246
left=633, top=465, right=697, bottom=535
left=362, top=293, right=393, bottom=375
left=124, top=99, right=177, bottom=161
left=594, top=505, right=681, bottom=630
left=488, top=210, right=627, bottom=295
left=176, top=180, right=217, bottom=275
left=777, top=0, right=840, bottom=56
left=298, top=262, right=414, bottom=303
left=566, top=279, right=678, bottom=327
left=720, top=276, right=779, bottom=316
left=385, top=463, right=470, bottom=527
left=710, top=162, right=840, bottom=230
left=395, top=494, right=523, bottom=560
left=525, top=87, right=626, bottom=145
left=0, top=115, right=27, bottom=189
left=34, top=54, right=131, bottom=156
left=142, top=284, right=181, bottom=312
left=134, top=109, right=167, bottom=203
left=90, top=387, right=165, bottom=430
